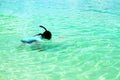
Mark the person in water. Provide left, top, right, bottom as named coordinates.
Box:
left=21, top=25, right=52, bottom=44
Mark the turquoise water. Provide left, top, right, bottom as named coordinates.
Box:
left=0, top=0, right=120, bottom=80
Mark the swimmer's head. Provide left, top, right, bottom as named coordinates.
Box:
left=42, top=31, right=52, bottom=40
left=40, top=25, right=52, bottom=40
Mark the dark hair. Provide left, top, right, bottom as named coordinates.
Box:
left=40, top=25, right=52, bottom=40
left=42, top=31, right=52, bottom=40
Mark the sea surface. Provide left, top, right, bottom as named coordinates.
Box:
left=0, top=0, right=120, bottom=80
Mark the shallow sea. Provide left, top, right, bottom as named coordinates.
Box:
left=0, top=0, right=120, bottom=80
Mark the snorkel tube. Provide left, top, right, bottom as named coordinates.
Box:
left=39, top=25, right=52, bottom=40
left=40, top=25, right=47, bottom=31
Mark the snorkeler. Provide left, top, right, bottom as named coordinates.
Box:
left=21, top=25, right=52, bottom=44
